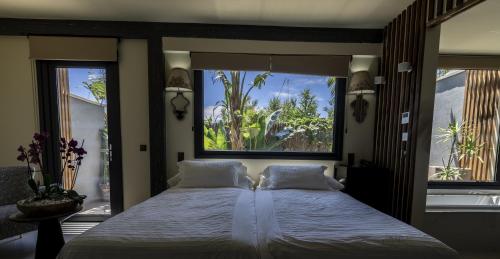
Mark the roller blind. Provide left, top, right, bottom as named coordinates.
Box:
left=29, top=36, right=118, bottom=61
left=191, top=52, right=350, bottom=76
left=439, top=55, right=500, bottom=69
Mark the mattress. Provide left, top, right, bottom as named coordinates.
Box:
left=57, top=187, right=258, bottom=259
left=255, top=189, right=459, bottom=259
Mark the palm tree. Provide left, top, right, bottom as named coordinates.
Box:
left=213, top=70, right=270, bottom=150
left=324, top=77, right=336, bottom=119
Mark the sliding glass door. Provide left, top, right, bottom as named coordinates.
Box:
left=37, top=61, right=123, bottom=220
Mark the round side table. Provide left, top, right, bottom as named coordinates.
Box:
left=10, top=206, right=82, bottom=259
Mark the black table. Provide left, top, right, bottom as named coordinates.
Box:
left=10, top=206, right=82, bottom=259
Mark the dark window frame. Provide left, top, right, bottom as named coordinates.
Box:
left=193, top=70, right=345, bottom=160
left=428, top=150, right=500, bottom=189
left=36, top=60, right=124, bottom=217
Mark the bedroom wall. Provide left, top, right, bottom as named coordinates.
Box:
left=0, top=37, right=150, bottom=209
left=0, top=36, right=38, bottom=167
left=164, top=38, right=380, bottom=180
left=118, top=39, right=151, bottom=209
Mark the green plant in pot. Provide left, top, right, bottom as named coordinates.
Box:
left=433, top=120, right=484, bottom=181
left=16, top=133, right=87, bottom=217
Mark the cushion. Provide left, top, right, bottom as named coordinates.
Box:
left=262, top=165, right=331, bottom=190
left=170, top=162, right=253, bottom=189
left=176, top=160, right=241, bottom=188
left=0, top=166, right=34, bottom=206
left=325, top=176, right=345, bottom=191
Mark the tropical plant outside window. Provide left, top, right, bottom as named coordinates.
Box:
left=201, top=70, right=339, bottom=154
left=428, top=69, right=500, bottom=184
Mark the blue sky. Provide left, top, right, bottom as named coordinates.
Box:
left=203, top=70, right=333, bottom=119
left=67, top=68, right=105, bottom=103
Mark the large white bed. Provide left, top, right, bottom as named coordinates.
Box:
left=57, top=161, right=459, bottom=259
left=57, top=187, right=258, bottom=259
left=255, top=189, right=458, bottom=259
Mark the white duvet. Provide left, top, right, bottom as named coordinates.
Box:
left=58, top=187, right=458, bottom=259
left=57, top=187, right=258, bottom=259
left=256, top=189, right=459, bottom=259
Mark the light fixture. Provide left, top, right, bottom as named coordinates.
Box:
left=166, top=68, right=192, bottom=120
left=348, top=71, right=375, bottom=123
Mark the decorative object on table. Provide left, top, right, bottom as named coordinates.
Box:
left=15, top=132, right=87, bottom=218
left=166, top=67, right=192, bottom=120
left=430, top=117, right=484, bottom=181
left=348, top=71, right=375, bottom=123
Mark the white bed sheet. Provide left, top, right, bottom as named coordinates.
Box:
left=58, top=187, right=258, bottom=259
left=255, top=189, right=459, bottom=259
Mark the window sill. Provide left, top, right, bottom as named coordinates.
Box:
left=426, top=190, right=500, bottom=212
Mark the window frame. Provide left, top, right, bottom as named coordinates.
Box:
left=427, top=68, right=500, bottom=189
left=193, top=70, right=345, bottom=160
left=36, top=60, right=125, bottom=216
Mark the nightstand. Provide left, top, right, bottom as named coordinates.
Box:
left=342, top=166, right=392, bottom=214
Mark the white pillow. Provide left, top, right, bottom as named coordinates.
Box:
left=262, top=165, right=331, bottom=190
left=176, top=160, right=241, bottom=188
left=325, top=176, right=344, bottom=191
left=236, top=166, right=255, bottom=189
left=257, top=175, right=270, bottom=189
left=167, top=173, right=182, bottom=187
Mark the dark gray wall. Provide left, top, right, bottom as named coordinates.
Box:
left=423, top=212, right=500, bottom=254
left=428, top=71, right=466, bottom=167
left=70, top=96, right=106, bottom=206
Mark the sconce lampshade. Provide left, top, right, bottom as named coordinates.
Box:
left=348, top=71, right=375, bottom=94
left=165, top=68, right=192, bottom=92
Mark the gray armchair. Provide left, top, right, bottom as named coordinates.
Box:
left=0, top=166, right=38, bottom=240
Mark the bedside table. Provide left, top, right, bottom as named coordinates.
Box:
left=342, top=166, right=391, bottom=214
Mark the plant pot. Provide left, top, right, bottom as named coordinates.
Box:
left=16, top=198, right=79, bottom=218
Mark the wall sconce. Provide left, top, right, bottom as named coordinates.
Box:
left=348, top=71, right=375, bottom=123
left=166, top=68, right=192, bottom=120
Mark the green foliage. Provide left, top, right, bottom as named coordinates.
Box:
left=204, top=125, right=227, bottom=150
left=324, top=77, right=336, bottom=119
left=82, top=70, right=106, bottom=105
left=433, top=166, right=462, bottom=181
left=433, top=120, right=484, bottom=181
left=298, top=89, right=318, bottom=117
left=268, top=97, right=281, bottom=112
left=205, top=71, right=335, bottom=152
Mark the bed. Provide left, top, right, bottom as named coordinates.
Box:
left=255, top=188, right=459, bottom=259
left=58, top=161, right=459, bottom=259
left=57, top=187, right=258, bottom=259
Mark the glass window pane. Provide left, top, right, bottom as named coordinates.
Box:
left=202, top=70, right=336, bottom=153
left=57, top=67, right=110, bottom=215
left=428, top=69, right=500, bottom=183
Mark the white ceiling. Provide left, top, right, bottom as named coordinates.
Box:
left=0, top=0, right=414, bottom=28
left=440, top=0, right=500, bottom=55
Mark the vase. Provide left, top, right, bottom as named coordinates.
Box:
left=16, top=198, right=79, bottom=218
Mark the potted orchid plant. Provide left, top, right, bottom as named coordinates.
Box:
left=16, top=132, right=88, bottom=217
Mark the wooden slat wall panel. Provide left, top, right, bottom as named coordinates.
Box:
left=427, top=0, right=485, bottom=27
left=460, top=70, right=500, bottom=182
left=56, top=68, right=73, bottom=189
left=373, top=0, right=427, bottom=223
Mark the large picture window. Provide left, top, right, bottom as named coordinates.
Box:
left=428, top=68, right=500, bottom=188
left=194, top=70, right=345, bottom=159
